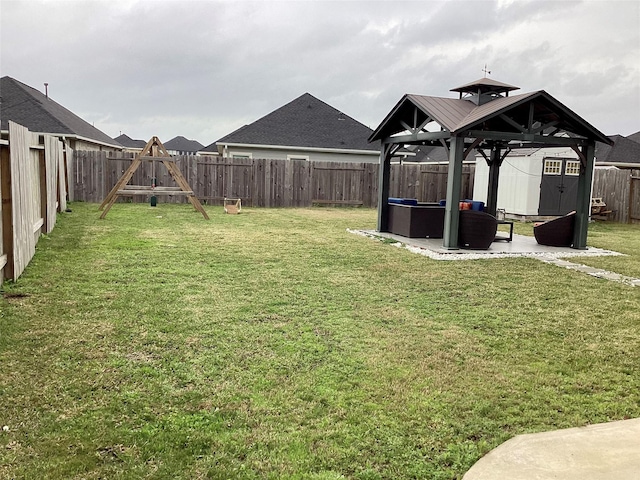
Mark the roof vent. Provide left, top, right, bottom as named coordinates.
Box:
left=451, top=78, right=519, bottom=105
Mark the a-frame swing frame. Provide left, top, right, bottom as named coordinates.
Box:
left=99, top=136, right=209, bottom=220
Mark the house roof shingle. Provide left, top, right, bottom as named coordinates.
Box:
left=0, top=76, right=120, bottom=147
left=113, top=133, right=146, bottom=149
left=164, top=136, right=204, bottom=152
left=596, top=134, right=640, bottom=164
left=209, top=93, right=379, bottom=152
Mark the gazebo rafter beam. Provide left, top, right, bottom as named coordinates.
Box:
left=464, top=138, right=483, bottom=159
left=498, top=114, right=526, bottom=133
left=527, top=102, right=535, bottom=132
left=571, top=145, right=587, bottom=166
left=465, top=130, right=588, bottom=146
left=401, top=114, right=433, bottom=135
left=416, top=115, right=433, bottom=133
left=531, top=120, right=559, bottom=135
left=384, top=130, right=450, bottom=144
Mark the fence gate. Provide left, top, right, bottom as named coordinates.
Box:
left=312, top=162, right=365, bottom=206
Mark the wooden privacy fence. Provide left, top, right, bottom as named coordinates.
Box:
left=72, top=151, right=476, bottom=208
left=0, top=121, right=69, bottom=283
left=592, top=167, right=640, bottom=223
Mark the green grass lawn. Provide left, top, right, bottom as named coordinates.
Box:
left=1, top=203, right=639, bottom=479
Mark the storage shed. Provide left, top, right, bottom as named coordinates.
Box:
left=473, top=147, right=581, bottom=219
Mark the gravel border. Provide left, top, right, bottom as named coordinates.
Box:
left=348, top=228, right=637, bottom=287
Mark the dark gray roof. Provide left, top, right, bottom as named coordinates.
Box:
left=164, top=136, right=204, bottom=152
left=627, top=130, right=640, bottom=144
left=0, top=76, right=120, bottom=147
left=596, top=134, right=640, bottom=164
left=114, top=133, right=146, bottom=148
left=210, top=93, right=379, bottom=152
left=403, top=145, right=450, bottom=163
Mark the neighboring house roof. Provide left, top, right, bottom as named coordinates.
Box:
left=114, top=133, right=146, bottom=149
left=0, top=76, right=121, bottom=148
left=596, top=134, right=640, bottom=164
left=408, top=145, right=450, bottom=163
left=627, top=130, right=640, bottom=144
left=164, top=135, right=204, bottom=152
left=209, top=93, right=380, bottom=152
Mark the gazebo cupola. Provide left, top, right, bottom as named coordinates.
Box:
left=450, top=77, right=520, bottom=105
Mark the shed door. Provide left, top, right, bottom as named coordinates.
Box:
left=539, top=159, right=580, bottom=215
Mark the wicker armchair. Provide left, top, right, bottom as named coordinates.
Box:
left=458, top=210, right=498, bottom=250
left=534, top=212, right=575, bottom=247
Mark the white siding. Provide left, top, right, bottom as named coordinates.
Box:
left=473, top=147, right=579, bottom=216
left=225, top=146, right=379, bottom=163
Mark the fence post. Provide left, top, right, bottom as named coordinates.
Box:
left=0, top=143, right=12, bottom=282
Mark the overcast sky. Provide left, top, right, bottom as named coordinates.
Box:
left=2, top=0, right=639, bottom=145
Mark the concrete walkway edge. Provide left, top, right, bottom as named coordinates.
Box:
left=462, top=418, right=640, bottom=480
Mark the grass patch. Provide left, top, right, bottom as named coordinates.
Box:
left=1, top=203, right=639, bottom=479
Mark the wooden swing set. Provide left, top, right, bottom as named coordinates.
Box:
left=99, top=136, right=209, bottom=220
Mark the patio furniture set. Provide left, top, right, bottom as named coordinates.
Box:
left=387, top=198, right=575, bottom=249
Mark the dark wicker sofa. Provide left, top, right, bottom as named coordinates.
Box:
left=457, top=210, right=498, bottom=250
left=534, top=212, right=576, bottom=247
left=388, top=202, right=445, bottom=238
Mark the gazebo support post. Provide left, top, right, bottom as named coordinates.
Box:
left=376, top=142, right=393, bottom=232
left=573, top=141, right=595, bottom=249
left=486, top=145, right=500, bottom=216
left=443, top=136, right=465, bottom=249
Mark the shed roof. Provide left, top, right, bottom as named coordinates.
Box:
left=0, top=76, right=120, bottom=147
left=210, top=93, right=379, bottom=152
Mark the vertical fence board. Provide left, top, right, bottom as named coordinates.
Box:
left=0, top=143, right=7, bottom=283
left=44, top=135, right=60, bottom=232
left=9, top=122, right=38, bottom=280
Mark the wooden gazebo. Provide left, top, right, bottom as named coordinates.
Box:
left=369, top=78, right=612, bottom=249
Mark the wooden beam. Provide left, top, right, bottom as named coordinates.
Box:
left=122, top=185, right=183, bottom=191
left=116, top=190, right=194, bottom=196
left=416, top=115, right=432, bottom=133
left=498, top=114, right=526, bottom=133
left=571, top=145, right=587, bottom=165
left=463, top=138, right=483, bottom=160
left=527, top=102, right=535, bottom=132
left=465, top=130, right=589, bottom=146
left=531, top=120, right=559, bottom=135
left=382, top=130, right=450, bottom=144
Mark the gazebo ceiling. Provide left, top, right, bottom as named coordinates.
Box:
left=369, top=81, right=611, bottom=148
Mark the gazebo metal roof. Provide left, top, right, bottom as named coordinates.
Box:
left=370, top=78, right=613, bottom=250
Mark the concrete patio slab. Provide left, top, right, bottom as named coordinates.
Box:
left=462, top=418, right=640, bottom=480
left=349, top=230, right=622, bottom=261
left=348, top=229, right=639, bottom=286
